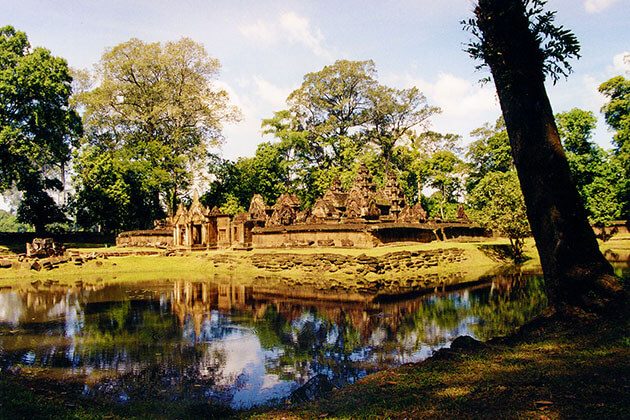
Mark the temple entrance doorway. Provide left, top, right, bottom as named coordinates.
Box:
left=192, top=224, right=202, bottom=246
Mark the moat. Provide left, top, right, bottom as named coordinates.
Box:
left=0, top=272, right=549, bottom=409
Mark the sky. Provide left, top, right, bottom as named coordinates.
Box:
left=2, top=0, right=629, bottom=161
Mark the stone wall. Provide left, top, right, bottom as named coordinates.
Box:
left=116, top=229, right=173, bottom=248
left=251, top=223, right=490, bottom=248
left=0, top=232, right=114, bottom=254
left=252, top=224, right=378, bottom=248
left=249, top=248, right=467, bottom=276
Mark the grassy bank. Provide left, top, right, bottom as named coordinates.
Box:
left=0, top=239, right=515, bottom=287
left=1, top=235, right=628, bottom=291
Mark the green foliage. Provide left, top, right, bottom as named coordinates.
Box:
left=468, top=171, right=531, bottom=261
left=599, top=75, right=630, bottom=152
left=16, top=187, right=68, bottom=231
left=466, top=117, right=513, bottom=192
left=203, top=141, right=290, bottom=210
left=419, top=150, right=465, bottom=219
left=556, top=108, right=625, bottom=224
left=262, top=59, right=439, bottom=207
left=556, top=108, right=597, bottom=154
left=219, top=193, right=245, bottom=216
left=0, top=209, right=33, bottom=232
left=74, top=37, right=239, bottom=217
left=72, top=146, right=165, bottom=232
left=463, top=0, right=581, bottom=84
left=599, top=75, right=630, bottom=219
left=0, top=26, right=81, bottom=231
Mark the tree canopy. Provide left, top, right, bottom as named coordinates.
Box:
left=0, top=26, right=82, bottom=232
left=262, top=59, right=439, bottom=206
left=599, top=75, right=630, bottom=220
left=74, top=37, right=240, bottom=224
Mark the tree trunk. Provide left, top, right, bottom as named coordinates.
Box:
left=474, top=0, right=623, bottom=309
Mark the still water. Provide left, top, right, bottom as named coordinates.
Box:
left=0, top=273, right=547, bottom=409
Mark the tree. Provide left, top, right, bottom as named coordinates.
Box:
left=599, top=76, right=630, bottom=219
left=466, top=117, right=513, bottom=192
left=599, top=76, right=630, bottom=153
left=72, top=146, right=165, bottom=233
left=262, top=60, right=438, bottom=206
left=0, top=26, right=82, bottom=232
left=555, top=108, right=624, bottom=228
left=555, top=108, right=601, bottom=191
left=419, top=151, right=464, bottom=219
left=464, top=0, right=623, bottom=309
left=203, top=142, right=290, bottom=210
left=75, top=37, right=239, bottom=216
left=0, top=210, right=33, bottom=232
left=364, top=85, right=439, bottom=167
left=469, top=171, right=530, bottom=261
left=219, top=194, right=245, bottom=216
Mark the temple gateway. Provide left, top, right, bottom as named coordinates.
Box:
left=117, top=164, right=488, bottom=249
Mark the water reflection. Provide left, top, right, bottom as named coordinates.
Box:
left=0, top=274, right=547, bottom=408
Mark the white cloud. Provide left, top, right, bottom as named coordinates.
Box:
left=238, top=11, right=332, bottom=60
left=279, top=12, right=332, bottom=60
left=384, top=72, right=500, bottom=141
left=252, top=76, right=292, bottom=110
left=238, top=20, right=277, bottom=45
left=583, top=0, right=619, bottom=13
left=219, top=76, right=295, bottom=159
left=611, top=51, right=630, bottom=75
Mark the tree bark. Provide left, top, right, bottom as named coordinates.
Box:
left=474, top=0, right=623, bottom=309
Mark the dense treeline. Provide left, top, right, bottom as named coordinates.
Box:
left=0, top=25, right=628, bottom=241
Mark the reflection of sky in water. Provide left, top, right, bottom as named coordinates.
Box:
left=0, top=275, right=550, bottom=409
left=0, top=292, right=24, bottom=326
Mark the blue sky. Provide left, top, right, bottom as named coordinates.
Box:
left=2, top=0, right=629, bottom=159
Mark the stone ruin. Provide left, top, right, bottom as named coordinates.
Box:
left=117, top=163, right=488, bottom=249
left=26, top=238, right=65, bottom=258
left=309, top=165, right=427, bottom=224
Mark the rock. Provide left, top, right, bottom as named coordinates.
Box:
left=26, top=238, right=65, bottom=258
left=0, top=260, right=12, bottom=269
left=30, top=261, right=42, bottom=271
left=450, top=335, right=484, bottom=351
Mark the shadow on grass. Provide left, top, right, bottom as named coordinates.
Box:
left=254, top=310, right=629, bottom=419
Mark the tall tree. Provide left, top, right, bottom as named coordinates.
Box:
left=364, top=85, right=439, bottom=167
left=599, top=76, right=630, bottom=219
left=72, top=146, right=165, bottom=233
left=419, top=151, right=464, bottom=220
left=464, top=0, right=623, bottom=309
left=0, top=26, right=82, bottom=232
left=555, top=108, right=624, bottom=227
left=468, top=171, right=530, bottom=261
left=466, top=117, right=513, bottom=192
left=75, top=37, right=239, bottom=216
left=262, top=59, right=438, bottom=206
left=202, top=142, right=290, bottom=210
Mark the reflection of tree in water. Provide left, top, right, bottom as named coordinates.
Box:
left=77, top=299, right=232, bottom=404
left=0, top=273, right=548, bottom=407
left=394, top=273, right=547, bottom=346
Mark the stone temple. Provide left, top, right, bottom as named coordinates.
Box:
left=116, top=164, right=488, bottom=249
